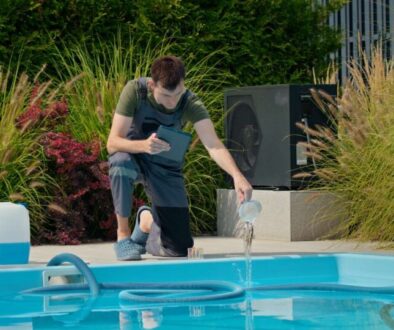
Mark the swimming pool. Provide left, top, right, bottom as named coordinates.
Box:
left=0, top=253, right=393, bottom=329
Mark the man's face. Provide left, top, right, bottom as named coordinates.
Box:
left=150, top=80, right=185, bottom=110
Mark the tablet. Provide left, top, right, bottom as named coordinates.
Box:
left=156, top=125, right=192, bottom=162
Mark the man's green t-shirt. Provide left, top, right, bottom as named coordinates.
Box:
left=115, top=79, right=210, bottom=124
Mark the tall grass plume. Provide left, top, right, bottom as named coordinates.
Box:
left=0, top=66, right=58, bottom=236
left=297, top=47, right=394, bottom=243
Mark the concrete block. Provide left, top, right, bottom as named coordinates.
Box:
left=217, top=189, right=343, bottom=241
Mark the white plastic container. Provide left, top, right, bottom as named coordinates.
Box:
left=0, top=202, right=30, bottom=264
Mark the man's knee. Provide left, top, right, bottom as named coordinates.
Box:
left=109, top=152, right=139, bottom=182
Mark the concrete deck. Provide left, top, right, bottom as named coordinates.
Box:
left=26, top=237, right=394, bottom=266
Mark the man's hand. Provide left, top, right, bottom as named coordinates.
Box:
left=144, top=133, right=171, bottom=154
left=233, top=173, right=253, bottom=203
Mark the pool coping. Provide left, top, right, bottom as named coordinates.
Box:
left=1, top=237, right=393, bottom=269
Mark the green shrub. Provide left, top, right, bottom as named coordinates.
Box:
left=0, top=0, right=345, bottom=86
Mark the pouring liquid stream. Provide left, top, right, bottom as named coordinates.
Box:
left=238, top=200, right=262, bottom=289
left=238, top=200, right=262, bottom=330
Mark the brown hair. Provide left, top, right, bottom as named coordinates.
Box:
left=150, top=55, right=185, bottom=90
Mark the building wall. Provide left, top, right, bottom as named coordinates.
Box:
left=324, top=0, right=393, bottom=83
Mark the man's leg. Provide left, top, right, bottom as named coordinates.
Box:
left=117, top=214, right=131, bottom=241
left=130, top=206, right=152, bottom=247
left=109, top=152, right=143, bottom=260
left=115, top=203, right=151, bottom=241
left=142, top=161, right=193, bottom=257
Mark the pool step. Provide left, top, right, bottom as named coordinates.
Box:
left=42, top=267, right=87, bottom=287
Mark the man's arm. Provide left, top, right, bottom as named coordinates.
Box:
left=194, top=119, right=252, bottom=203
left=106, top=113, right=170, bottom=155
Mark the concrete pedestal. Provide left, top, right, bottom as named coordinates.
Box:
left=217, top=189, right=343, bottom=241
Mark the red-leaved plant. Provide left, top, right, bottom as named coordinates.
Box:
left=15, top=82, right=120, bottom=244
left=16, top=83, right=68, bottom=130
left=39, top=131, right=117, bottom=244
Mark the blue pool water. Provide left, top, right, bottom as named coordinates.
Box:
left=0, top=253, right=393, bottom=329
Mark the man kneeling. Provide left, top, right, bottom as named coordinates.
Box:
left=107, top=55, right=252, bottom=260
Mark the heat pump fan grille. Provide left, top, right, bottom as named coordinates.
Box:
left=228, top=103, right=261, bottom=177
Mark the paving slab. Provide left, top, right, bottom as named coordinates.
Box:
left=24, top=237, right=394, bottom=267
